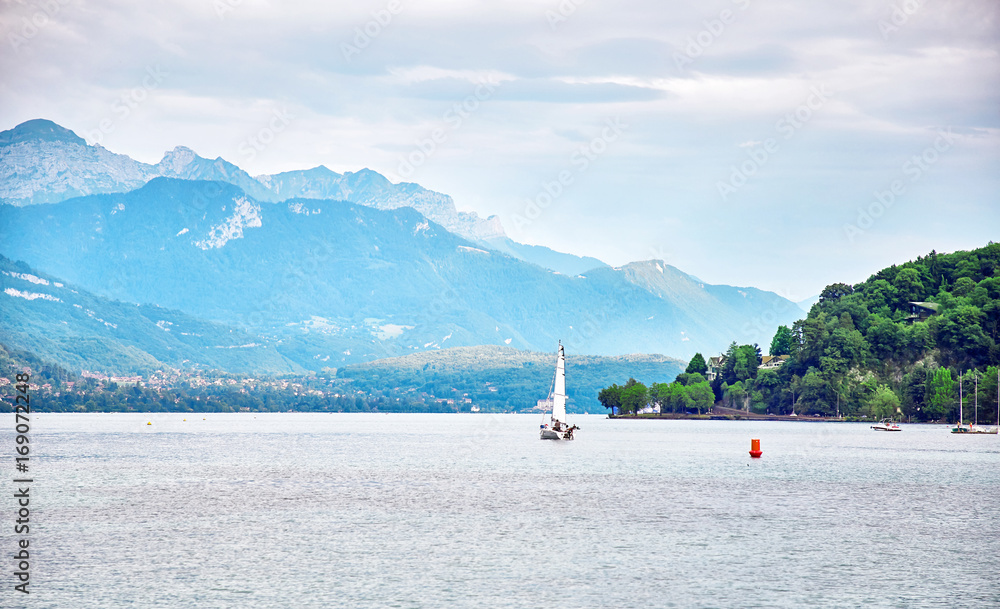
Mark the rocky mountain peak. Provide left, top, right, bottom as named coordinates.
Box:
left=156, top=146, right=199, bottom=174
left=0, top=119, right=87, bottom=147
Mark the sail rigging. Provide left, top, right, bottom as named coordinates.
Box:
left=540, top=341, right=577, bottom=440
left=552, top=343, right=566, bottom=424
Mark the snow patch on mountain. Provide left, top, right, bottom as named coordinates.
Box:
left=5, top=287, right=61, bottom=302
left=194, top=196, right=262, bottom=249
left=4, top=271, right=49, bottom=285
left=375, top=324, right=414, bottom=340
left=288, top=201, right=308, bottom=214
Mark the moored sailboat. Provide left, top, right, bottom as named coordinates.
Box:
left=540, top=342, right=579, bottom=440
left=952, top=369, right=1000, bottom=434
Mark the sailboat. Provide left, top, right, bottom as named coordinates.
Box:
left=539, top=342, right=579, bottom=440
left=953, top=369, right=1000, bottom=435
left=952, top=371, right=969, bottom=433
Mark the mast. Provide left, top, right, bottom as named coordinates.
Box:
left=959, top=371, right=963, bottom=426
left=552, top=342, right=566, bottom=424
left=974, top=371, right=978, bottom=427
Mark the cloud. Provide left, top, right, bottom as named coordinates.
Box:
left=0, top=0, right=997, bottom=298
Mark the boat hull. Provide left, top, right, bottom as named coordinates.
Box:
left=952, top=425, right=999, bottom=434
left=540, top=428, right=573, bottom=440
left=871, top=419, right=901, bottom=431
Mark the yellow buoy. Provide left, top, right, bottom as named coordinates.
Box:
left=147, top=422, right=152, bottom=425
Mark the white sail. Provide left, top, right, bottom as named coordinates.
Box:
left=552, top=343, right=566, bottom=423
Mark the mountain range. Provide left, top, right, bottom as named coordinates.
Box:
left=0, top=119, right=804, bottom=374
left=0, top=255, right=302, bottom=374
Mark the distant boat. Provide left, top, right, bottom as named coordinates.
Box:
left=871, top=419, right=901, bottom=431
left=952, top=424, right=997, bottom=434
left=539, top=342, right=578, bottom=440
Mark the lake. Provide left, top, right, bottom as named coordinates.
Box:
left=8, top=413, right=1000, bottom=608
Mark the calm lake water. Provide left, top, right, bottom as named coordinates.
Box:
left=6, top=413, right=1000, bottom=608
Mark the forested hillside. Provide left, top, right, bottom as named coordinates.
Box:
left=601, top=244, right=1000, bottom=423
left=777, top=243, right=999, bottom=420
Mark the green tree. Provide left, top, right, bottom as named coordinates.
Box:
left=900, top=366, right=928, bottom=420
left=925, top=368, right=955, bottom=421
left=862, top=279, right=899, bottom=313
left=685, top=353, right=708, bottom=375
left=724, top=380, right=749, bottom=410
left=798, top=369, right=832, bottom=415
left=952, top=277, right=976, bottom=297
left=753, top=369, right=782, bottom=413
left=982, top=365, right=1000, bottom=424
left=660, top=382, right=693, bottom=413
left=687, top=381, right=715, bottom=414
left=932, top=305, right=989, bottom=365
left=866, top=315, right=902, bottom=361
left=819, top=282, right=854, bottom=304
left=720, top=342, right=739, bottom=383
left=674, top=372, right=706, bottom=386
left=902, top=322, right=934, bottom=359
left=867, top=384, right=901, bottom=420
left=893, top=267, right=925, bottom=304
left=598, top=384, right=623, bottom=415
left=769, top=325, right=794, bottom=356
left=732, top=345, right=760, bottom=382
left=620, top=378, right=648, bottom=414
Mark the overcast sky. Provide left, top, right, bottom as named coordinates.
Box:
left=2, top=0, right=997, bottom=300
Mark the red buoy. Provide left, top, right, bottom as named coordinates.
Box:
left=749, top=438, right=762, bottom=458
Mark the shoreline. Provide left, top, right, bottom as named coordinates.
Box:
left=607, top=406, right=952, bottom=424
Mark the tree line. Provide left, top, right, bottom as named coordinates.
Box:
left=598, top=355, right=714, bottom=415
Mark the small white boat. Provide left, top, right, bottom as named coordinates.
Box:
left=871, top=419, right=901, bottom=431
left=539, top=342, right=578, bottom=440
